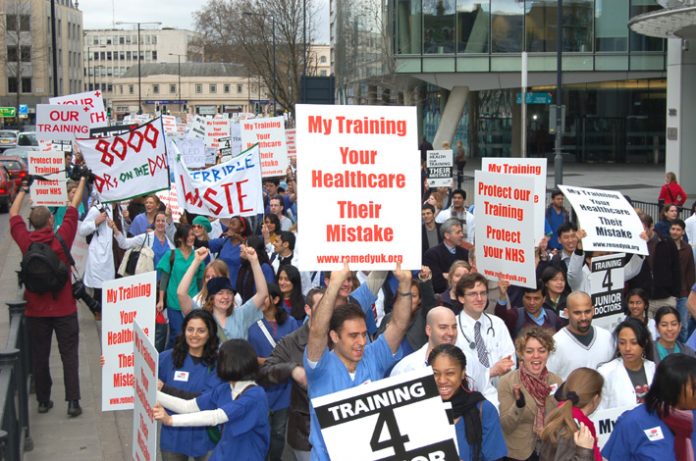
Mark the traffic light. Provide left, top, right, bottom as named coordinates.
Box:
left=106, top=106, right=112, bottom=118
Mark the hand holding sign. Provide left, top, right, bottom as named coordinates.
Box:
left=153, top=403, right=172, bottom=426
left=574, top=422, right=594, bottom=450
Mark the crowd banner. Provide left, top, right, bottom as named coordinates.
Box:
left=482, top=158, right=547, bottom=242
left=475, top=170, right=537, bottom=288
left=590, top=406, right=634, bottom=449
left=240, top=116, right=289, bottom=177
left=311, top=368, right=458, bottom=461
left=77, top=117, right=170, bottom=202
left=590, top=253, right=625, bottom=331
left=132, top=321, right=159, bottom=461
left=426, top=150, right=453, bottom=188
left=558, top=185, right=648, bottom=255
left=36, top=104, right=91, bottom=142
left=50, top=89, right=108, bottom=128
left=27, top=150, right=67, bottom=206
left=174, top=143, right=264, bottom=218
left=101, top=271, right=156, bottom=411
left=295, top=104, right=421, bottom=270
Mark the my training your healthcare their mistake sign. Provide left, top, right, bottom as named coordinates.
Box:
left=295, top=104, right=421, bottom=270
left=174, top=143, right=264, bottom=218
left=311, top=367, right=458, bottom=461
left=132, top=321, right=158, bottom=461
left=240, top=116, right=289, bottom=178
left=101, top=272, right=156, bottom=411
left=77, top=117, right=170, bottom=202
left=558, top=185, right=648, bottom=255
left=475, top=170, right=537, bottom=289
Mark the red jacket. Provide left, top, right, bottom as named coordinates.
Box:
left=658, top=182, right=687, bottom=206
left=11, top=207, right=78, bottom=317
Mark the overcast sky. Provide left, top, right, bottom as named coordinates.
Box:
left=80, top=0, right=330, bottom=43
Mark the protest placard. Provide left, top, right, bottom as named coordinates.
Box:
left=161, top=115, right=177, bottom=135
left=27, top=151, right=67, bottom=206
left=175, top=137, right=206, bottom=168
left=311, top=368, right=457, bottom=461
left=590, top=406, right=634, bottom=449
left=156, top=186, right=183, bottom=223
left=558, top=185, right=648, bottom=255
left=174, top=143, right=264, bottom=218
left=590, top=253, right=625, bottom=331
left=101, top=271, right=156, bottom=411
left=295, top=104, right=421, bottom=270
left=187, top=115, right=207, bottom=140
left=205, top=118, right=230, bottom=149
left=132, top=321, right=158, bottom=461
left=230, top=121, right=242, bottom=157
left=286, top=128, right=296, bottom=161
left=426, top=150, right=453, bottom=188
left=70, top=230, right=89, bottom=277
left=36, top=104, right=91, bottom=142
left=474, top=170, right=537, bottom=288
left=240, top=116, right=289, bottom=177
left=50, top=89, right=107, bottom=128
left=482, top=158, right=547, bottom=242
left=77, top=118, right=170, bottom=202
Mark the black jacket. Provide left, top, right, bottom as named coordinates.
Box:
left=628, top=233, right=681, bottom=299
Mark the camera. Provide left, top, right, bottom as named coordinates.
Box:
left=72, top=280, right=101, bottom=313
left=69, top=165, right=94, bottom=183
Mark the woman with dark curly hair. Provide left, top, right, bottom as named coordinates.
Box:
left=157, top=310, right=224, bottom=461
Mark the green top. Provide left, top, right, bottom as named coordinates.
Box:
left=156, top=248, right=204, bottom=311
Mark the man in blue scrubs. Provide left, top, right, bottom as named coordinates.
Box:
left=304, top=262, right=412, bottom=461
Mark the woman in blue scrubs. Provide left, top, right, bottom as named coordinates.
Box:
left=154, top=339, right=270, bottom=461
left=158, top=310, right=223, bottom=461
left=428, top=344, right=507, bottom=461
left=602, top=353, right=696, bottom=460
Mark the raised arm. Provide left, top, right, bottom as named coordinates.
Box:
left=245, top=245, right=269, bottom=309
left=383, top=264, right=413, bottom=353
left=306, top=262, right=350, bottom=362
left=177, top=247, right=209, bottom=315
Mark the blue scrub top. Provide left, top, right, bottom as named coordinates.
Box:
left=454, top=400, right=507, bottom=461
left=196, top=382, right=270, bottom=461
left=304, top=335, right=402, bottom=461
left=602, top=404, right=696, bottom=461
left=158, top=350, right=224, bottom=457
left=208, top=237, right=241, bottom=287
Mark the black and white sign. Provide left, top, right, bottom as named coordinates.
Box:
left=426, top=150, right=453, bottom=188
left=311, top=368, right=458, bottom=461
left=590, top=406, right=633, bottom=449
left=590, top=253, right=625, bottom=331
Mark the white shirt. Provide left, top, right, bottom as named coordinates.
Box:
left=685, top=214, right=696, bottom=244
left=597, top=357, right=656, bottom=411
left=357, top=271, right=385, bottom=327
left=78, top=204, right=115, bottom=289
left=547, top=326, right=615, bottom=380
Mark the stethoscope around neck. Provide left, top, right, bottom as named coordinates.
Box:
left=458, top=311, right=495, bottom=350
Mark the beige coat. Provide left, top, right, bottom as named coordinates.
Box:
left=497, top=369, right=563, bottom=460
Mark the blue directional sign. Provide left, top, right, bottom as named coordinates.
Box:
left=18, top=104, right=28, bottom=116
left=516, top=92, right=553, bottom=105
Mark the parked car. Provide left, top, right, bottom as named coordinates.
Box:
left=0, top=130, right=19, bottom=152
left=0, top=156, right=28, bottom=189
left=17, top=131, right=40, bottom=150
left=1, top=148, right=31, bottom=161
left=0, top=165, right=17, bottom=212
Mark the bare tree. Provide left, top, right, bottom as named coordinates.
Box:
left=194, top=0, right=318, bottom=113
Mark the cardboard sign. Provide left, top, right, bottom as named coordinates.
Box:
left=36, top=104, right=91, bottom=141
left=77, top=118, right=170, bottom=202
left=286, top=128, right=297, bottom=161
left=590, top=406, right=634, bottom=449
left=101, top=272, right=156, bottom=411
left=558, top=185, right=648, bottom=255
left=161, top=115, right=178, bottom=135
left=482, top=158, right=547, bottom=242
left=590, top=253, right=625, bottom=331
left=240, top=116, right=289, bottom=177
left=27, top=151, right=67, bottom=206
left=174, top=143, right=264, bottom=218
left=475, top=169, right=537, bottom=288
left=131, top=321, right=158, bottom=461
left=311, top=368, right=457, bottom=461
left=176, top=137, right=206, bottom=169
left=205, top=118, right=231, bottom=149
left=50, top=89, right=107, bottom=128
left=426, top=149, right=453, bottom=188
left=295, top=104, right=421, bottom=270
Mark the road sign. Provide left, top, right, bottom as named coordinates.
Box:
left=516, top=92, right=552, bottom=105
left=18, top=104, right=28, bottom=117
left=0, top=107, right=16, bottom=117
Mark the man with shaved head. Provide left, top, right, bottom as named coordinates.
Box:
left=546, top=291, right=614, bottom=380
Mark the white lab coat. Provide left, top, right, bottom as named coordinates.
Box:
left=597, top=357, right=656, bottom=411
left=79, top=204, right=114, bottom=289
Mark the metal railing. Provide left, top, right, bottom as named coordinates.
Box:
left=632, top=200, right=693, bottom=223
left=0, top=300, right=33, bottom=460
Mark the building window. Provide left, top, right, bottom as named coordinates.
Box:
left=21, top=46, right=31, bottom=62
left=119, top=36, right=125, bottom=45
left=320, top=70, right=327, bottom=76
left=209, top=84, right=217, bottom=93
left=152, top=51, right=157, bottom=61
left=151, top=35, right=157, bottom=45
left=129, top=85, right=134, bottom=94
left=107, top=51, right=112, bottom=60
left=21, top=77, right=32, bottom=93
left=224, top=84, right=230, bottom=93
left=8, top=77, right=18, bottom=93
left=237, top=84, right=243, bottom=93
left=107, top=84, right=113, bottom=92
left=320, top=55, right=327, bottom=63
left=7, top=46, right=18, bottom=62
left=195, top=84, right=202, bottom=94
left=170, top=84, right=176, bottom=93
left=153, top=84, right=160, bottom=94
left=6, top=15, right=17, bottom=31
left=126, top=51, right=132, bottom=60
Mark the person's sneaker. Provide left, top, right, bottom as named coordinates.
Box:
left=38, top=400, right=53, bottom=414
left=67, top=400, right=82, bottom=417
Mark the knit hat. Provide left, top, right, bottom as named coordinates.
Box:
left=192, top=216, right=212, bottom=233
left=207, top=277, right=234, bottom=298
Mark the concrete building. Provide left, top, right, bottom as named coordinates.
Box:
left=0, top=0, right=83, bottom=120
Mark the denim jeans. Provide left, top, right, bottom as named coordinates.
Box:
left=677, top=296, right=689, bottom=343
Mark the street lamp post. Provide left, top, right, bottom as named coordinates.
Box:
left=553, top=0, right=564, bottom=186
left=169, top=53, right=185, bottom=113
left=86, top=45, right=106, bottom=92
left=243, top=12, right=277, bottom=115
left=115, top=21, right=161, bottom=115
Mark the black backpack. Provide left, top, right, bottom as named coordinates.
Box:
left=19, top=234, right=72, bottom=294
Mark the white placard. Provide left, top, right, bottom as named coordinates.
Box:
left=311, top=368, right=458, bottom=461
left=50, top=89, right=107, bottom=128
left=101, top=272, right=156, bottom=411
left=156, top=186, right=183, bottom=223
left=161, top=115, right=177, bottom=135
left=132, top=321, right=158, bottom=461
left=590, top=406, right=634, bottom=449
left=77, top=118, right=170, bottom=202
left=295, top=104, right=421, bottom=270
left=205, top=118, right=231, bottom=149
left=482, top=157, right=547, bottom=242
left=558, top=185, right=648, bottom=255
left=27, top=151, right=67, bottom=206
left=590, top=253, right=625, bottom=331
left=36, top=104, right=91, bottom=141
left=240, top=116, right=289, bottom=177
left=176, top=137, right=206, bottom=169
left=426, top=149, right=453, bottom=188
left=475, top=169, right=537, bottom=288
left=187, top=115, right=207, bottom=140
left=286, top=128, right=296, bottom=161
left=230, top=121, right=242, bottom=157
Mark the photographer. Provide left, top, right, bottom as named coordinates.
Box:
left=10, top=175, right=87, bottom=418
